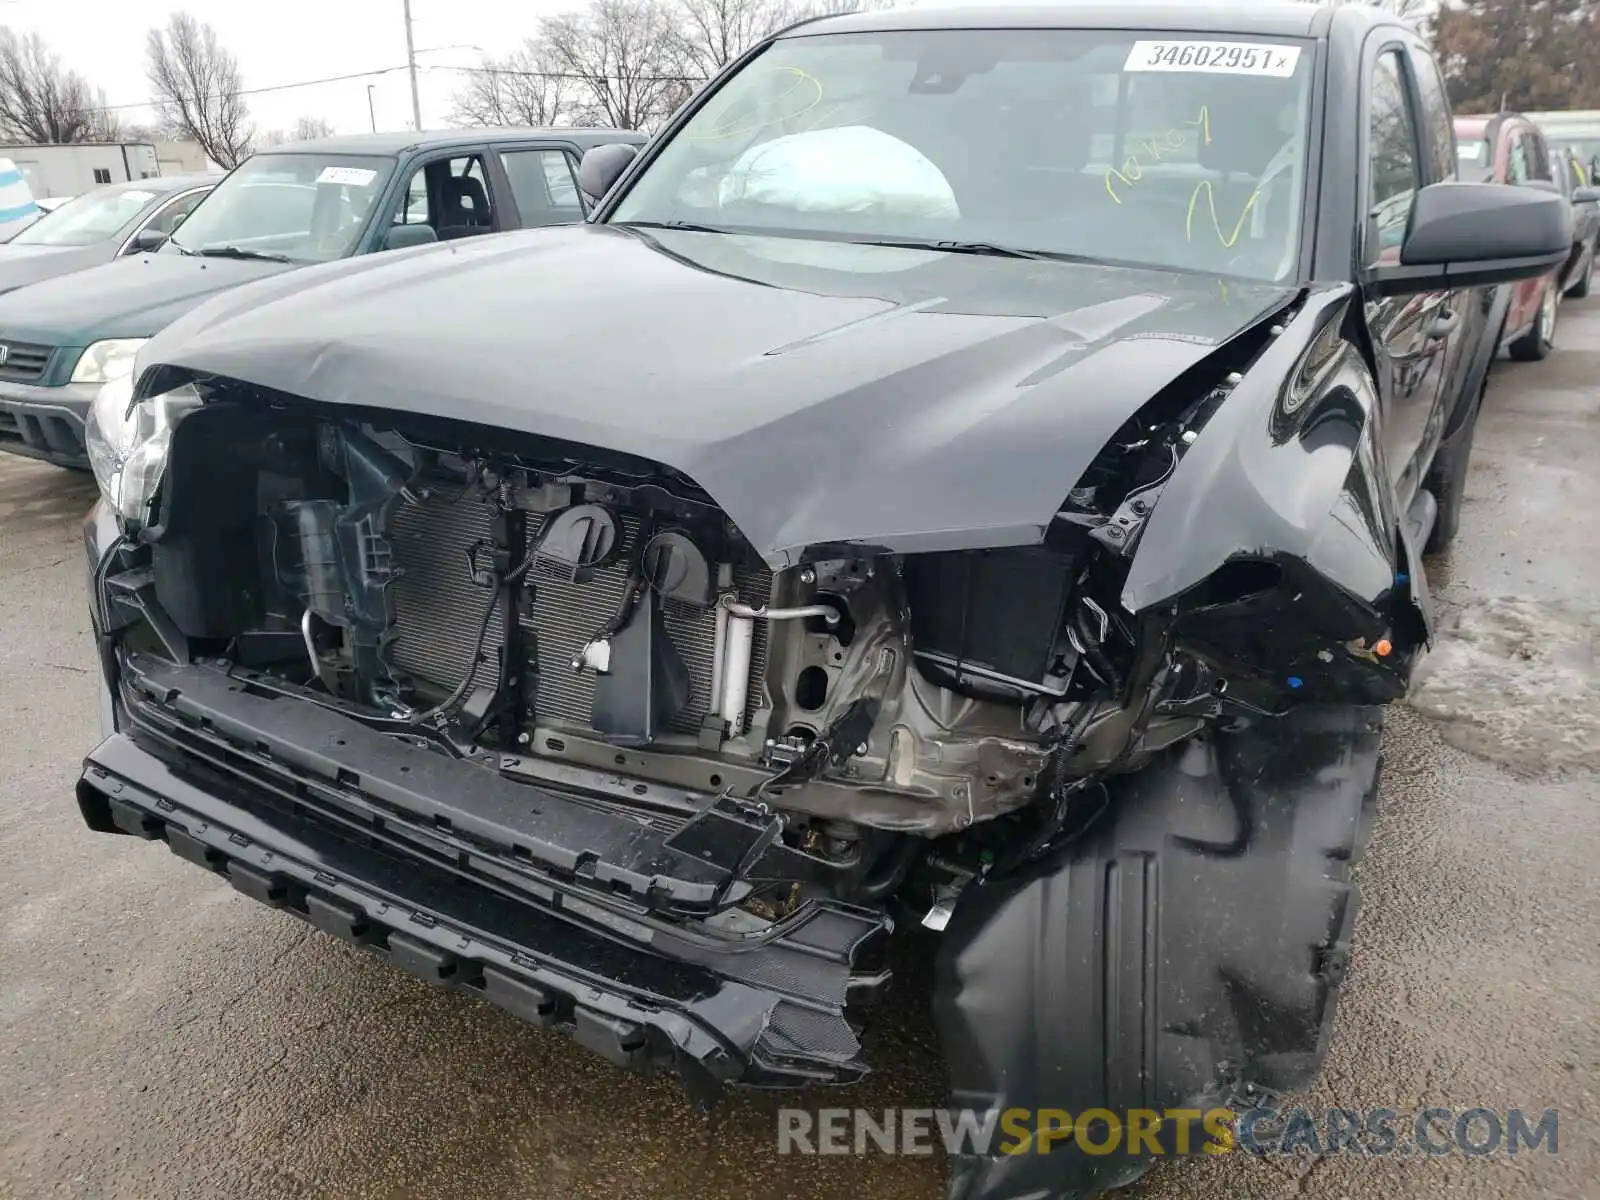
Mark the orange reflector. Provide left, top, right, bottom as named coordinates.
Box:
left=1374, top=639, right=1393, bottom=657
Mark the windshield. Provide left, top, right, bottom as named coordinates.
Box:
left=11, top=186, right=157, bottom=247
left=165, top=153, right=394, bottom=263
left=611, top=29, right=1316, bottom=282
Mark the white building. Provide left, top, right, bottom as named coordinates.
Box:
left=0, top=141, right=215, bottom=199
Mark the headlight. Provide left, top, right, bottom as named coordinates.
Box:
left=70, top=338, right=148, bottom=384
left=85, top=376, right=200, bottom=527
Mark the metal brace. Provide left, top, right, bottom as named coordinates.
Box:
left=1089, top=444, right=1179, bottom=558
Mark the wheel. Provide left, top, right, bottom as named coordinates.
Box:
left=1508, top=278, right=1557, bottom=360
left=1423, top=362, right=1488, bottom=556
left=1565, top=238, right=1594, bottom=299
left=935, top=705, right=1383, bottom=1200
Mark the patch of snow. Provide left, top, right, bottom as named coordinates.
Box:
left=1407, top=596, right=1600, bottom=774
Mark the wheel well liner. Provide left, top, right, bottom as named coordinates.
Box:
left=933, top=703, right=1383, bottom=1198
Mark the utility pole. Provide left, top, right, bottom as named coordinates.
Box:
left=403, top=0, right=423, bottom=131
left=367, top=84, right=378, bottom=133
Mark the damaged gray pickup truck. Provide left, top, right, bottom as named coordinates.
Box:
left=76, top=4, right=1570, bottom=1197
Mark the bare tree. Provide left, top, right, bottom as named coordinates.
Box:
left=258, top=115, right=334, bottom=148
left=672, top=0, right=801, bottom=77
left=450, top=39, right=579, bottom=127
left=0, top=30, right=121, bottom=143
left=291, top=114, right=333, bottom=141
left=539, top=0, right=693, bottom=130
left=146, top=12, right=253, bottom=168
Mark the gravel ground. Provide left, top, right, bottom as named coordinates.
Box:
left=1, top=301, right=1596, bottom=1200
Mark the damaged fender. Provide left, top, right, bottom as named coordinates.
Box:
left=1121, top=284, right=1430, bottom=704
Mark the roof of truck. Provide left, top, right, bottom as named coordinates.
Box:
left=787, top=1, right=1393, bottom=38
left=258, top=128, right=648, bottom=159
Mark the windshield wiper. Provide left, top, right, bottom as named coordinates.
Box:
left=195, top=244, right=293, bottom=263
left=849, top=238, right=1101, bottom=263
left=615, top=223, right=1107, bottom=265
left=166, top=238, right=197, bottom=256
left=613, top=219, right=737, bottom=235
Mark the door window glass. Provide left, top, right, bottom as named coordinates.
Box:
left=1408, top=49, right=1455, bottom=182
left=1367, top=50, right=1420, bottom=263
left=1526, top=132, right=1553, bottom=181
left=146, top=190, right=207, bottom=235
left=395, top=171, right=429, bottom=224
left=500, top=149, right=587, bottom=227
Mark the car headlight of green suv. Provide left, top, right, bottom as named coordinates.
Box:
left=84, top=375, right=201, bottom=528
left=71, top=338, right=149, bottom=385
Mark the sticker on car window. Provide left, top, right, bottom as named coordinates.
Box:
left=1124, top=41, right=1302, bottom=77
left=316, top=166, right=378, bottom=187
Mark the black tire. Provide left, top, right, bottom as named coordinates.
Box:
left=1565, top=239, right=1594, bottom=299
left=1508, top=278, right=1557, bottom=361
left=935, top=706, right=1383, bottom=1200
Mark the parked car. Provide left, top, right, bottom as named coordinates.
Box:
left=77, top=7, right=1566, bottom=1200
left=1526, top=109, right=1600, bottom=183
left=0, top=175, right=215, bottom=297
left=1454, top=112, right=1568, bottom=359
left=0, top=127, right=644, bottom=469
left=1554, top=146, right=1600, bottom=297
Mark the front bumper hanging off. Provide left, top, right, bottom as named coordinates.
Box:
left=77, top=653, right=892, bottom=1100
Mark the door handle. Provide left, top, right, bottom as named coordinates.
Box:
left=1425, top=309, right=1460, bottom=341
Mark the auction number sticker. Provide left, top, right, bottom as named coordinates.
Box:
left=1125, top=40, right=1302, bottom=77
left=316, top=166, right=379, bottom=187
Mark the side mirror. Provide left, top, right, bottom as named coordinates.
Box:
left=383, top=223, right=438, bottom=251
left=577, top=143, right=639, bottom=202
left=1574, top=185, right=1600, bottom=205
left=1370, top=181, right=1573, bottom=296
left=125, top=228, right=168, bottom=255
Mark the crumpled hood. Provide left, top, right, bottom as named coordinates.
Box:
left=142, top=224, right=1295, bottom=568
left=0, top=250, right=295, bottom=344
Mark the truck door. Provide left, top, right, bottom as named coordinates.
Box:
left=1361, top=44, right=1455, bottom=511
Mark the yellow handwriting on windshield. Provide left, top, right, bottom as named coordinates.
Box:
left=1186, top=181, right=1260, bottom=247
left=1104, top=106, right=1212, bottom=204
left=687, top=68, right=824, bottom=142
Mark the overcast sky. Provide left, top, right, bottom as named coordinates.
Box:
left=0, top=0, right=573, bottom=137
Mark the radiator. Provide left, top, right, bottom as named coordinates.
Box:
left=388, top=495, right=772, bottom=735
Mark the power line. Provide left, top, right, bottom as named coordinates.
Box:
left=58, top=60, right=704, bottom=122
left=75, top=63, right=418, bottom=117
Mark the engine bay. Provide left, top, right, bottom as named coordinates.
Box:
left=110, top=345, right=1419, bottom=918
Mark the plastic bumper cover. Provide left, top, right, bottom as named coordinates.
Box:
left=0, top=380, right=96, bottom=469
